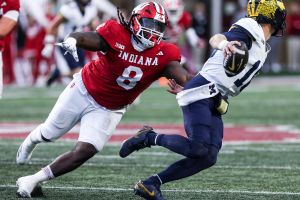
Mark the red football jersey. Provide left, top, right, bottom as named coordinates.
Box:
left=82, top=20, right=181, bottom=110
left=0, top=0, right=20, bottom=50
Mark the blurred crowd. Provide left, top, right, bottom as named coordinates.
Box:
left=2, top=0, right=300, bottom=88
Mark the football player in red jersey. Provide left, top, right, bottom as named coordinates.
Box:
left=163, top=0, right=205, bottom=74
left=16, top=1, right=192, bottom=198
left=0, top=0, right=20, bottom=98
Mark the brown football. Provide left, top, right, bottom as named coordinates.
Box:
left=223, top=41, right=249, bottom=76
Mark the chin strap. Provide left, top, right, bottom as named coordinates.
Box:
left=131, top=35, right=148, bottom=52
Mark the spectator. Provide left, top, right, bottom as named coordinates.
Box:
left=286, top=1, right=300, bottom=71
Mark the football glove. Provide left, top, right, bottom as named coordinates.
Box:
left=41, top=35, right=56, bottom=58
left=55, top=37, right=79, bottom=62
left=41, top=44, right=54, bottom=58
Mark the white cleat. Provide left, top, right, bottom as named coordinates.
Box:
left=16, top=176, right=38, bottom=198
left=16, top=137, right=37, bottom=165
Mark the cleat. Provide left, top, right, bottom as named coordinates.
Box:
left=134, top=180, right=165, bottom=200
left=16, top=137, right=37, bottom=165
left=119, top=126, right=154, bottom=158
left=16, top=176, right=40, bottom=198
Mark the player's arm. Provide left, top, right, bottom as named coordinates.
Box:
left=56, top=31, right=109, bottom=62
left=0, top=17, right=18, bottom=38
left=46, top=14, right=65, bottom=36
left=163, top=61, right=193, bottom=86
left=68, top=31, right=109, bottom=52
left=209, top=34, right=241, bottom=57
left=0, top=7, right=20, bottom=39
left=42, top=14, right=66, bottom=58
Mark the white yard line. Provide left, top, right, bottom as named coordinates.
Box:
left=1, top=159, right=300, bottom=170
left=1, top=185, right=300, bottom=196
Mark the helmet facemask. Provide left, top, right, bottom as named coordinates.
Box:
left=129, top=2, right=168, bottom=51
left=132, top=17, right=166, bottom=49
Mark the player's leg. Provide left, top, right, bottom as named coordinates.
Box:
left=17, top=101, right=124, bottom=198
left=134, top=115, right=223, bottom=200
left=16, top=80, right=87, bottom=165
left=49, top=106, right=124, bottom=177
left=120, top=99, right=213, bottom=159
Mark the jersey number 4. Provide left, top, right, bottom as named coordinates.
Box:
left=116, top=66, right=143, bottom=90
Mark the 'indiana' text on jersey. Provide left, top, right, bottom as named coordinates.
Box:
left=118, top=51, right=158, bottom=66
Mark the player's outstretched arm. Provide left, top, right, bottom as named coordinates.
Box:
left=163, top=61, right=193, bottom=87
left=56, top=32, right=109, bottom=62
left=68, top=31, right=109, bottom=52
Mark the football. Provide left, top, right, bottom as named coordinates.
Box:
left=223, top=41, right=249, bottom=76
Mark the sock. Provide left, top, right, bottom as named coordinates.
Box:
left=31, top=165, right=55, bottom=183
left=144, top=174, right=162, bottom=186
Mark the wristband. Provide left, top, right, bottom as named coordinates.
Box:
left=44, top=35, right=55, bottom=44
left=218, top=40, right=229, bottom=50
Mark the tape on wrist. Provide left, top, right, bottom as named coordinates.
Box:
left=218, top=40, right=229, bottom=51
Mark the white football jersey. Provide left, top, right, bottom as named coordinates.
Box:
left=200, top=18, right=271, bottom=97
left=57, top=0, right=97, bottom=40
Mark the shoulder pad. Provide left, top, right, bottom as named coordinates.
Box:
left=234, top=18, right=264, bottom=42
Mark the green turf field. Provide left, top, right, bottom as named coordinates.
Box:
left=0, top=84, right=300, bottom=199
left=1, top=141, right=300, bottom=199
left=1, top=84, right=300, bottom=127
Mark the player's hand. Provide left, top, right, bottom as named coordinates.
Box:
left=55, top=37, right=79, bottom=62
left=224, top=41, right=241, bottom=58
left=41, top=44, right=54, bottom=58
left=167, top=79, right=183, bottom=95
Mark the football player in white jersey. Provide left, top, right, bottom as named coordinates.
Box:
left=119, top=1, right=287, bottom=199
left=42, top=0, right=97, bottom=86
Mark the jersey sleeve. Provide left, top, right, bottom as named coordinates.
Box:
left=223, top=25, right=253, bottom=49
left=8, top=0, right=20, bottom=11
left=3, top=0, right=20, bottom=21
left=96, top=20, right=120, bottom=50
left=164, top=43, right=181, bottom=62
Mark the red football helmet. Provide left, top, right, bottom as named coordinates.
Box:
left=130, top=2, right=168, bottom=49
left=163, top=0, right=184, bottom=26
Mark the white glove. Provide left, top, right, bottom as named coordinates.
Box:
left=55, top=37, right=79, bottom=62
left=42, top=35, right=55, bottom=58
left=42, top=43, right=54, bottom=58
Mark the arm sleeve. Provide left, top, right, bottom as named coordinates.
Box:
left=3, top=10, right=19, bottom=21
left=223, top=25, right=253, bottom=49
left=8, top=0, right=20, bottom=11
left=3, top=0, right=20, bottom=21
left=165, top=43, right=181, bottom=62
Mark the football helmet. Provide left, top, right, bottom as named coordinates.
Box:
left=247, top=0, right=287, bottom=36
left=162, top=0, right=184, bottom=26
left=130, top=2, right=168, bottom=51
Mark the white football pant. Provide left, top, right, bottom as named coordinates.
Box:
left=35, top=74, right=125, bottom=151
